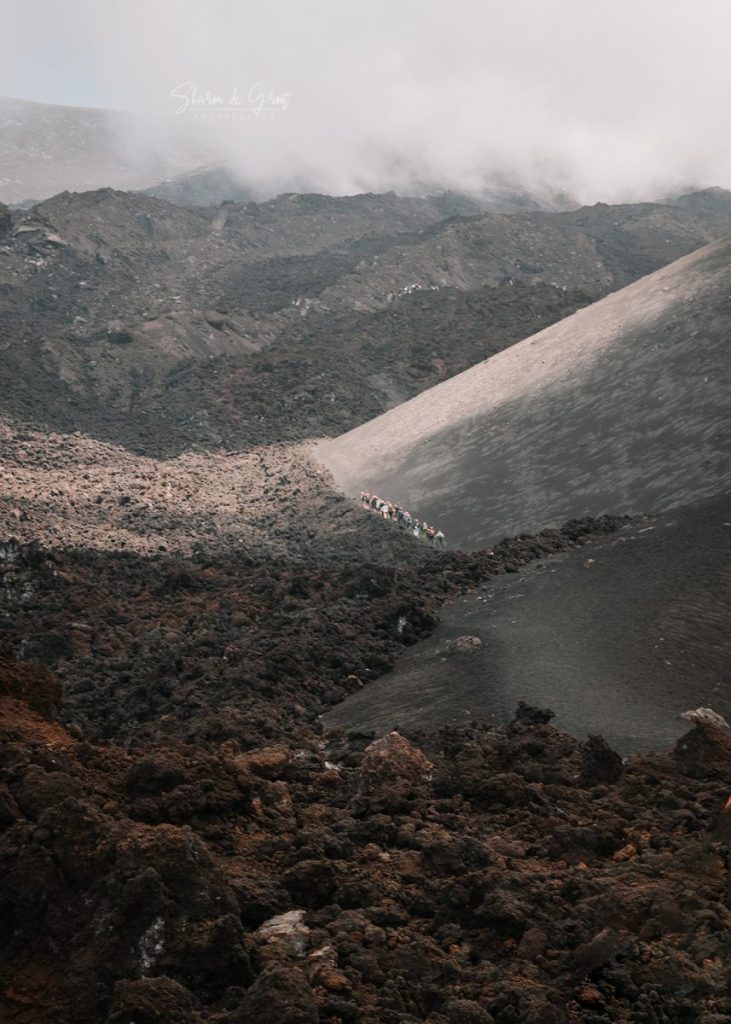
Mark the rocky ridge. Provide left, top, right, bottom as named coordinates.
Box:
left=3, top=187, right=731, bottom=456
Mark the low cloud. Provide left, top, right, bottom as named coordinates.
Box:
left=3, top=0, right=731, bottom=202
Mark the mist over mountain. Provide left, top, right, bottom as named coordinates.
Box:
left=0, top=95, right=216, bottom=206
left=4, top=2, right=731, bottom=205
left=0, top=95, right=580, bottom=211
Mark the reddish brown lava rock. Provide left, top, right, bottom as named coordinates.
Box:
left=356, top=732, right=435, bottom=814
left=674, top=722, right=731, bottom=778
left=443, top=998, right=495, bottom=1023
left=580, top=734, right=624, bottom=785
left=107, top=976, right=200, bottom=1024
left=0, top=656, right=61, bottom=720
left=236, top=963, right=319, bottom=1024
left=359, top=732, right=434, bottom=789
left=0, top=504, right=728, bottom=1024
left=235, top=744, right=291, bottom=779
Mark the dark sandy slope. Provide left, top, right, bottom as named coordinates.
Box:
left=316, top=239, right=731, bottom=549
left=323, top=492, right=731, bottom=752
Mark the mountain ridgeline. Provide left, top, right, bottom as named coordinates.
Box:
left=1, top=181, right=731, bottom=456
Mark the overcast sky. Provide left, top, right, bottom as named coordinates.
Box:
left=3, top=0, right=731, bottom=201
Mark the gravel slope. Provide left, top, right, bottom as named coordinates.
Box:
left=317, top=240, right=731, bottom=548
left=323, top=493, right=731, bottom=752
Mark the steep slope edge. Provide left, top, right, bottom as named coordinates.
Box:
left=317, top=239, right=731, bottom=548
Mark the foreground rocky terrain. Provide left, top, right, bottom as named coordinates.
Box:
left=1, top=407, right=730, bottom=1023
left=2, top=672, right=730, bottom=1024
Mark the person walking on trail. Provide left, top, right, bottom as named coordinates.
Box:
left=357, top=490, right=447, bottom=549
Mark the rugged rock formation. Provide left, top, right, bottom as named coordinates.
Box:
left=1, top=688, right=730, bottom=1024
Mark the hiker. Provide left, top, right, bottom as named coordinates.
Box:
left=356, top=490, right=447, bottom=549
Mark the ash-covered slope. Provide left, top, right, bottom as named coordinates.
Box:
left=324, top=494, right=731, bottom=752
left=317, top=239, right=731, bottom=548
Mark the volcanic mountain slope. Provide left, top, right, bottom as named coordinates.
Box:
left=3, top=187, right=731, bottom=455
left=324, top=493, right=731, bottom=753
left=0, top=186, right=492, bottom=354
left=308, top=192, right=731, bottom=314
left=2, top=224, right=731, bottom=1024
left=0, top=188, right=480, bottom=443
left=318, top=238, right=731, bottom=549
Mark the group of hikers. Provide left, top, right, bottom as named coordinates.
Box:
left=360, top=492, right=446, bottom=547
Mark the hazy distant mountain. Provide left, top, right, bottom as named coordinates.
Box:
left=143, top=163, right=494, bottom=215
left=0, top=95, right=569, bottom=213
left=0, top=96, right=213, bottom=205
left=143, top=164, right=259, bottom=206
left=144, top=162, right=577, bottom=212
left=670, top=185, right=731, bottom=215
